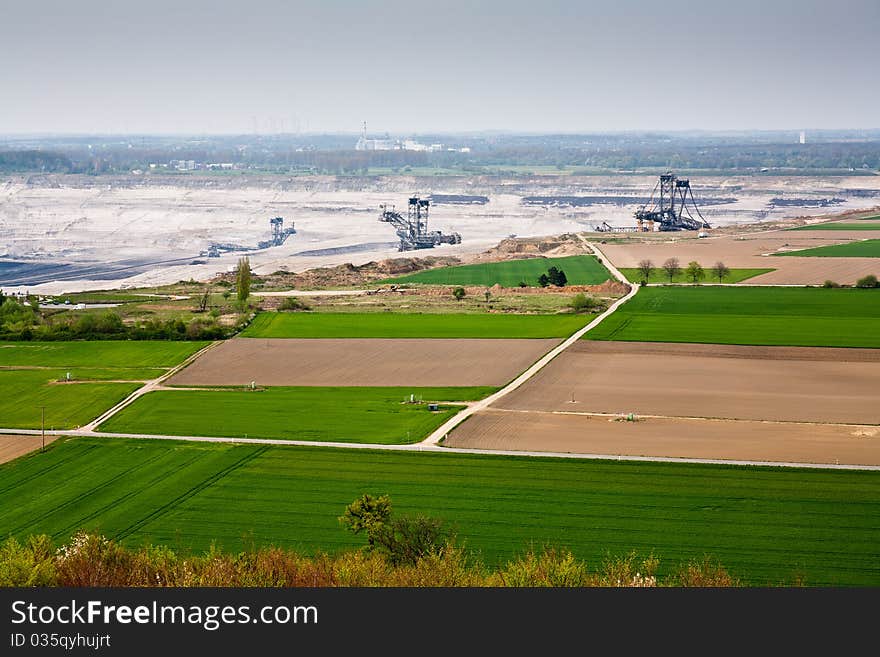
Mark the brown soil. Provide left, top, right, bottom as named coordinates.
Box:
left=469, top=233, right=593, bottom=260
left=169, top=338, right=560, bottom=387
left=0, top=434, right=58, bottom=464
left=446, top=409, right=880, bottom=466
left=495, top=342, right=880, bottom=425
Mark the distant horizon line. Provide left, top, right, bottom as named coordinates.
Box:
left=3, top=127, right=880, bottom=141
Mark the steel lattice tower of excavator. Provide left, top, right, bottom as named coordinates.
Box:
left=634, top=173, right=711, bottom=232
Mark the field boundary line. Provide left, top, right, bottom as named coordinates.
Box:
left=13, top=430, right=880, bottom=471
left=80, top=341, right=222, bottom=432
left=483, top=406, right=880, bottom=429
left=419, top=242, right=637, bottom=446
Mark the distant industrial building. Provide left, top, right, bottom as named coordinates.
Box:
left=355, top=122, right=470, bottom=153
left=356, top=123, right=399, bottom=151
left=169, top=159, right=197, bottom=171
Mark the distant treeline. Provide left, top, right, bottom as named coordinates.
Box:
left=2, top=134, right=880, bottom=174
left=0, top=150, right=74, bottom=173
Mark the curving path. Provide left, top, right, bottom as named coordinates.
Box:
left=419, top=242, right=636, bottom=445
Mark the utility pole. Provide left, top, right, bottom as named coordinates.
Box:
left=40, top=405, right=45, bottom=452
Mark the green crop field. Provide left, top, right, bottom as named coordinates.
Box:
left=619, top=268, right=773, bottom=284
left=0, top=341, right=208, bottom=368
left=857, top=214, right=880, bottom=221
left=787, top=223, right=880, bottom=231
left=0, top=341, right=208, bottom=430
left=241, top=312, right=589, bottom=339
left=381, top=255, right=611, bottom=287
left=777, top=239, right=880, bottom=257
left=98, top=386, right=495, bottom=443
left=2, top=437, right=878, bottom=585
left=586, top=286, right=880, bottom=347
left=0, top=370, right=140, bottom=429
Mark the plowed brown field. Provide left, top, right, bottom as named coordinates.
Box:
left=0, top=434, right=58, bottom=464
left=494, top=342, right=880, bottom=424
left=168, top=338, right=560, bottom=387
left=446, top=409, right=880, bottom=466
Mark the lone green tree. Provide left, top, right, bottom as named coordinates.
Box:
left=685, top=261, right=705, bottom=284
left=339, top=494, right=450, bottom=565
left=710, top=261, right=730, bottom=283
left=236, top=256, right=252, bottom=305
left=637, top=259, right=654, bottom=283
left=452, top=286, right=466, bottom=302
left=339, top=494, right=392, bottom=550
left=547, top=266, right=568, bottom=287
left=662, top=257, right=681, bottom=283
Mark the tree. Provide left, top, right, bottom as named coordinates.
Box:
left=538, top=273, right=550, bottom=287
left=855, top=274, right=879, bottom=288
left=637, top=259, right=654, bottom=283
left=339, top=494, right=450, bottom=565
left=452, top=286, right=466, bottom=301
left=484, top=289, right=492, bottom=304
left=236, top=256, right=251, bottom=304
left=710, top=261, right=730, bottom=283
left=547, top=266, right=567, bottom=287
left=685, top=261, right=705, bottom=284
left=662, top=258, right=681, bottom=283
left=339, top=494, right=392, bottom=550
left=197, top=287, right=210, bottom=313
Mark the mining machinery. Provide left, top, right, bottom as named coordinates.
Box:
left=634, top=173, right=711, bottom=232
left=379, top=196, right=462, bottom=251
left=202, top=216, right=296, bottom=257
left=257, top=216, right=296, bottom=249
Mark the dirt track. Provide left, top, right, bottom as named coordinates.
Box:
left=0, top=434, right=57, bottom=464
left=169, top=338, right=560, bottom=387
left=600, top=230, right=879, bottom=285
left=494, top=342, right=880, bottom=424
left=446, top=409, right=880, bottom=466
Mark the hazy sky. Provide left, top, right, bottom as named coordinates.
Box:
left=2, top=0, right=878, bottom=134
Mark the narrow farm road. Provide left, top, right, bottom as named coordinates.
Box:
left=79, top=341, right=222, bottom=432
left=419, top=241, right=636, bottom=446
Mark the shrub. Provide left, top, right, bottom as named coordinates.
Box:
left=570, top=293, right=598, bottom=313
left=278, top=296, right=310, bottom=311
left=0, top=532, right=749, bottom=587
left=855, top=274, right=878, bottom=288
left=823, top=280, right=841, bottom=288
left=0, top=536, right=55, bottom=586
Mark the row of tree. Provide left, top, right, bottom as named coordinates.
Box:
left=637, top=258, right=730, bottom=284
